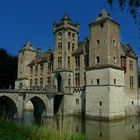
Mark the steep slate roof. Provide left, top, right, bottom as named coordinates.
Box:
left=19, top=41, right=37, bottom=53
left=89, top=9, right=120, bottom=27
left=61, top=13, right=72, bottom=23
left=73, top=37, right=89, bottom=56
left=96, top=9, right=112, bottom=21
left=73, top=41, right=84, bottom=55
left=121, top=43, right=137, bottom=58
left=28, top=48, right=53, bottom=66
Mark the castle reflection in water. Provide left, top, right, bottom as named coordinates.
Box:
left=23, top=111, right=140, bottom=140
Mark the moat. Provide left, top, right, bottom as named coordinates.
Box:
left=23, top=111, right=140, bottom=140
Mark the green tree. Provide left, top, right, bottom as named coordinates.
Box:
left=0, top=48, right=17, bottom=89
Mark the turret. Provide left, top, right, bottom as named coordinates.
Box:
left=15, top=41, right=37, bottom=89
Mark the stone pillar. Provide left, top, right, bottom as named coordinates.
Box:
left=46, top=95, right=54, bottom=117
left=17, top=91, right=24, bottom=120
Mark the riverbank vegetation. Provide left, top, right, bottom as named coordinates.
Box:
left=0, top=118, right=85, bottom=140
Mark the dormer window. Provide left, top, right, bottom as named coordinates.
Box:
left=100, top=22, right=104, bottom=28
left=99, top=13, right=102, bottom=17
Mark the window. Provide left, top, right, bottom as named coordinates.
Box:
left=100, top=22, right=104, bottom=28
left=76, top=99, right=79, bottom=105
left=113, top=57, right=116, bottom=64
left=68, top=31, right=71, bottom=36
left=96, top=56, right=100, bottom=64
left=129, top=60, right=133, bottom=71
left=75, top=73, right=80, bottom=86
left=91, top=79, right=93, bottom=84
left=68, top=56, right=70, bottom=69
left=48, top=63, right=51, bottom=73
left=47, top=77, right=51, bottom=85
left=72, top=33, right=75, bottom=38
left=68, top=42, right=70, bottom=50
left=58, top=57, right=62, bottom=68
left=121, top=56, right=126, bottom=72
left=40, top=64, right=43, bottom=74
left=84, top=72, right=86, bottom=86
left=113, top=40, right=116, bottom=46
left=72, top=43, right=74, bottom=52
left=68, top=78, right=71, bottom=86
left=35, top=65, right=38, bottom=75
left=30, top=66, right=33, bottom=74
left=40, top=78, right=43, bottom=87
left=30, top=79, right=32, bottom=87
left=75, top=56, right=80, bottom=69
left=97, top=79, right=100, bottom=85
left=35, top=78, right=38, bottom=86
left=99, top=101, right=102, bottom=106
left=114, top=79, right=116, bottom=84
left=130, top=76, right=134, bottom=89
left=58, top=42, right=62, bottom=51
left=97, top=40, right=100, bottom=45
left=58, top=32, right=62, bottom=38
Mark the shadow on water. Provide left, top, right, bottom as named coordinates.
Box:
left=23, top=111, right=140, bottom=140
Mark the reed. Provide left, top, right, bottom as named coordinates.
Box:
left=0, top=117, right=86, bottom=140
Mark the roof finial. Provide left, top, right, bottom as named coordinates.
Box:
left=61, top=12, right=72, bottom=23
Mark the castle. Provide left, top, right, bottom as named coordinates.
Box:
left=15, top=9, right=139, bottom=120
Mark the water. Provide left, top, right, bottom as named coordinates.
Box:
left=23, top=111, right=140, bottom=140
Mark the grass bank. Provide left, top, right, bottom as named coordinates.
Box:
left=0, top=118, right=85, bottom=140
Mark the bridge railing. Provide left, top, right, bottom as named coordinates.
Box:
left=25, top=85, right=57, bottom=94
left=0, top=85, right=57, bottom=94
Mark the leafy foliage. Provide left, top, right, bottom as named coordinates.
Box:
left=0, top=48, right=17, bottom=89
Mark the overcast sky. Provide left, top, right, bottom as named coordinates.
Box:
left=0, top=0, right=139, bottom=64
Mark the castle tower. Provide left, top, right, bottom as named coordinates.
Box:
left=52, top=13, right=79, bottom=93
left=89, top=9, right=121, bottom=67
left=53, top=13, right=79, bottom=70
left=86, top=9, right=125, bottom=120
left=15, top=41, right=37, bottom=89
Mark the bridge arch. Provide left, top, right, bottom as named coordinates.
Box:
left=0, top=96, right=17, bottom=119
left=24, top=96, right=46, bottom=117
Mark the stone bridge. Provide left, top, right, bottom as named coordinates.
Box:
left=0, top=86, right=72, bottom=119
